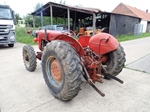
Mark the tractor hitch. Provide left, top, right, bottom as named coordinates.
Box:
left=101, top=65, right=124, bottom=84
left=82, top=62, right=124, bottom=97
left=82, top=64, right=105, bottom=97
left=88, top=79, right=105, bottom=97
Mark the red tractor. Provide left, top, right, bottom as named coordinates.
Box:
left=22, top=29, right=126, bottom=101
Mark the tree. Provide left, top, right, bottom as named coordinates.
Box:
left=53, top=0, right=66, bottom=4
left=34, top=3, right=43, bottom=11
left=15, top=13, right=22, bottom=24
left=24, top=14, right=33, bottom=27
left=75, top=4, right=83, bottom=7
left=24, top=1, right=68, bottom=27
left=23, top=3, right=44, bottom=27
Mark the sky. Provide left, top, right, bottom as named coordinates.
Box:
left=0, top=0, right=150, bottom=17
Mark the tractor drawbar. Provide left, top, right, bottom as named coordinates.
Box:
left=82, top=64, right=105, bottom=97
left=101, top=65, right=124, bottom=84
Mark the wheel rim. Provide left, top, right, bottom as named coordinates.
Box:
left=102, top=52, right=114, bottom=70
left=102, top=54, right=109, bottom=64
left=23, top=50, right=30, bottom=67
left=46, top=56, right=63, bottom=87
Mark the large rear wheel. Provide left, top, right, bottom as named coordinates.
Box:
left=102, top=45, right=126, bottom=77
left=42, top=40, right=83, bottom=101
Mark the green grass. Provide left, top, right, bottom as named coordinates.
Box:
left=16, top=27, right=150, bottom=45
left=117, top=33, right=150, bottom=42
left=16, top=27, right=38, bottom=45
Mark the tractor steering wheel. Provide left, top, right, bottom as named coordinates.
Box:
left=61, top=30, right=76, bottom=38
left=69, top=30, right=76, bottom=38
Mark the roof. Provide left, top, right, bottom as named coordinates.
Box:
left=0, top=5, right=10, bottom=8
left=112, top=3, right=150, bottom=21
left=31, top=2, right=101, bottom=19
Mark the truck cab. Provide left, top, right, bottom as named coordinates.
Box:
left=0, top=5, right=16, bottom=47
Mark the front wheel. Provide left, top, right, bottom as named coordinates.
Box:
left=42, top=40, right=83, bottom=101
left=102, top=45, right=126, bottom=77
left=22, top=45, right=37, bottom=71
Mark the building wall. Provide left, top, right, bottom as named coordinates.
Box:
left=146, top=22, right=150, bottom=32
left=109, top=14, right=139, bottom=37
left=140, top=20, right=147, bottom=33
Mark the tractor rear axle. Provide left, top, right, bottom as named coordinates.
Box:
left=81, top=47, right=124, bottom=97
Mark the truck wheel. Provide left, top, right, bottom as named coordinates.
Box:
left=102, top=45, right=126, bottom=77
left=42, top=40, right=83, bottom=101
left=8, top=44, right=14, bottom=47
left=22, top=45, right=37, bottom=71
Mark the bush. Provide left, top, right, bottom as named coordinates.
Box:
left=16, top=27, right=38, bottom=45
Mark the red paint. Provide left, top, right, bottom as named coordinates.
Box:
left=34, top=38, right=38, bottom=42
left=33, top=30, right=121, bottom=83
left=101, top=55, right=108, bottom=63
left=78, top=36, right=91, bottom=47
left=37, top=30, right=62, bottom=51
left=27, top=30, right=32, bottom=34
left=55, top=35, right=85, bottom=56
left=89, top=33, right=119, bottom=55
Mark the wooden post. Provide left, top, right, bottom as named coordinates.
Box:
left=56, top=17, right=58, bottom=24
left=64, top=15, right=66, bottom=25
left=32, top=15, right=35, bottom=28
left=92, top=13, right=96, bottom=36
left=50, top=5, right=53, bottom=25
left=73, top=11, right=76, bottom=31
left=67, top=8, right=70, bottom=31
left=41, top=11, right=43, bottom=27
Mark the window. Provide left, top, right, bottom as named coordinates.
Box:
left=0, top=8, right=12, bottom=19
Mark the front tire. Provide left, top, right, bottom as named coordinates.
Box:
left=102, top=45, right=126, bottom=77
left=42, top=40, right=83, bottom=101
left=22, top=45, right=37, bottom=71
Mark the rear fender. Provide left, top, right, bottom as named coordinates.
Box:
left=55, top=35, right=85, bottom=56
left=89, top=33, right=119, bottom=55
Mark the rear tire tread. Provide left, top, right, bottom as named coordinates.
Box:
left=103, top=44, right=126, bottom=77
left=22, top=45, right=37, bottom=72
left=42, top=40, right=84, bottom=101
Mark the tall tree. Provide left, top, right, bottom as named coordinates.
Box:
left=34, top=3, right=43, bottom=11
left=24, top=1, right=68, bottom=27
left=24, top=14, right=33, bottom=27
left=15, top=13, right=22, bottom=24
left=53, top=0, right=66, bottom=4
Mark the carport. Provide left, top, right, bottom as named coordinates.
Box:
left=31, top=1, right=101, bottom=34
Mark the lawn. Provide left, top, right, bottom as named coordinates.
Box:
left=16, top=27, right=150, bottom=45
left=16, top=27, right=38, bottom=45
left=117, top=33, right=150, bottom=42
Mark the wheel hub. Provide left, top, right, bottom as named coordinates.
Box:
left=51, top=59, right=62, bottom=82
left=25, top=55, right=29, bottom=61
